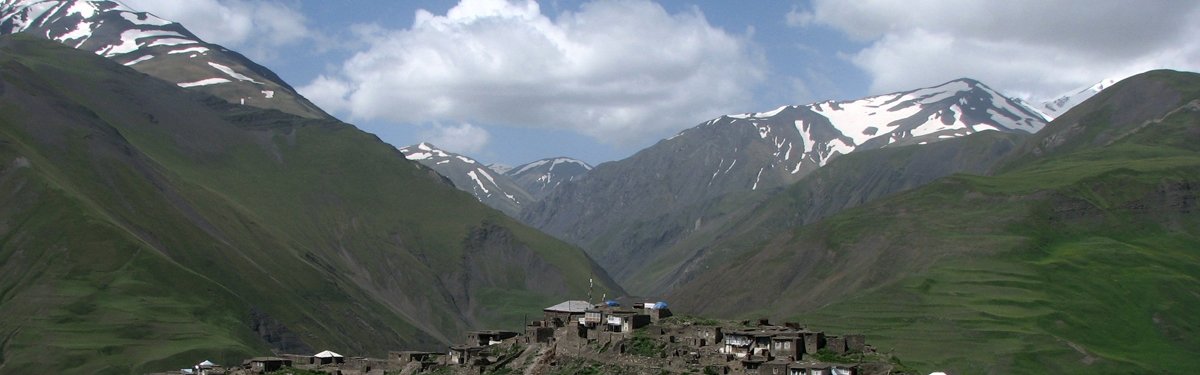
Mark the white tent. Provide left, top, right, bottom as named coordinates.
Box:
left=313, top=350, right=343, bottom=358
left=197, top=360, right=215, bottom=367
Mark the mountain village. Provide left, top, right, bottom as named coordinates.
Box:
left=151, top=299, right=900, bottom=375
left=1, top=0, right=1197, bottom=374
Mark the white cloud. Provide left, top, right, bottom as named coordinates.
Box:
left=299, top=0, right=765, bottom=145
left=119, top=0, right=311, bottom=60
left=792, top=0, right=1200, bottom=99
left=784, top=5, right=813, bottom=28
left=423, top=123, right=491, bottom=154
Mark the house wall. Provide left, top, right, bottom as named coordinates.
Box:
left=543, top=311, right=579, bottom=327
left=803, top=333, right=826, bottom=354
left=844, top=334, right=865, bottom=352
left=760, top=362, right=789, bottom=375
left=826, top=336, right=847, bottom=354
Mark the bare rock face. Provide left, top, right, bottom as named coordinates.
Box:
left=249, top=307, right=313, bottom=355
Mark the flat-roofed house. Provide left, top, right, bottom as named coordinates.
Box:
left=722, top=331, right=755, bottom=358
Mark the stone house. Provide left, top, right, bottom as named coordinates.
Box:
left=825, top=336, right=847, bottom=354
left=243, top=357, right=291, bottom=374
left=448, top=345, right=484, bottom=365
left=343, top=356, right=388, bottom=374
left=759, top=359, right=792, bottom=375
left=788, top=362, right=831, bottom=375
left=525, top=322, right=555, bottom=344
left=390, top=351, right=438, bottom=371
left=543, top=300, right=591, bottom=327
left=670, top=325, right=723, bottom=347
left=770, top=335, right=804, bottom=361
left=722, top=331, right=755, bottom=358
left=312, top=350, right=345, bottom=365
left=801, top=332, right=826, bottom=354
left=604, top=311, right=651, bottom=333
left=693, top=326, right=723, bottom=347
left=786, top=362, right=858, bottom=375
left=390, top=351, right=436, bottom=365
left=584, top=309, right=605, bottom=325
left=740, top=357, right=766, bottom=374
left=752, top=333, right=775, bottom=357
left=465, top=330, right=520, bottom=346
left=632, top=301, right=674, bottom=322
left=831, top=364, right=859, bottom=375
left=844, top=334, right=866, bottom=352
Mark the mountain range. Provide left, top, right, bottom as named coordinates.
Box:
left=399, top=142, right=591, bottom=216
left=667, top=69, right=1200, bottom=373
left=0, top=30, right=619, bottom=375
left=1031, top=77, right=1123, bottom=120
left=0, top=0, right=328, bottom=119
left=398, top=143, right=533, bottom=217
left=520, top=77, right=1050, bottom=291
left=0, top=1, right=1196, bottom=374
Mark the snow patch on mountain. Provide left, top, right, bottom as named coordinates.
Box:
left=178, top=77, right=230, bottom=88
left=505, top=157, right=593, bottom=200
left=399, top=143, right=531, bottom=217
left=664, top=78, right=1049, bottom=193
left=1035, top=77, right=1123, bottom=120
left=0, top=0, right=327, bottom=118
left=209, top=61, right=261, bottom=83
left=488, top=163, right=513, bottom=174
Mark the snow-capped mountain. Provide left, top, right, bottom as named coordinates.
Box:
left=399, top=143, right=533, bottom=217
left=505, top=157, right=592, bottom=200
left=488, top=163, right=514, bottom=175
left=0, top=0, right=327, bottom=119
left=522, top=77, right=1048, bottom=283
left=1033, top=77, right=1122, bottom=120
left=669, top=78, right=1047, bottom=187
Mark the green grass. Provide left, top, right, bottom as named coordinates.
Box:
left=786, top=164, right=1200, bottom=373
left=0, top=35, right=622, bottom=374
left=671, top=72, right=1200, bottom=374
left=625, top=336, right=667, bottom=358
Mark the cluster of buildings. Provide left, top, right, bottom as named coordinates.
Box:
left=153, top=299, right=891, bottom=375
left=153, top=350, right=382, bottom=375
left=528, top=300, right=877, bottom=375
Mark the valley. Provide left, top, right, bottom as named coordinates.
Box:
left=0, top=1, right=1197, bottom=374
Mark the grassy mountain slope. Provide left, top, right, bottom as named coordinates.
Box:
left=0, top=35, right=620, bottom=374
left=625, top=130, right=1025, bottom=294
left=668, top=70, right=1200, bottom=373
left=522, top=79, right=1043, bottom=297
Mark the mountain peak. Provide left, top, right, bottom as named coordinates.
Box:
left=0, top=0, right=329, bottom=119
left=1036, top=75, right=1129, bottom=120
left=505, top=157, right=593, bottom=200
left=398, top=143, right=531, bottom=216
left=946, top=77, right=982, bottom=85
left=415, top=142, right=443, bottom=152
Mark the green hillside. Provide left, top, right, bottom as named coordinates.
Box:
left=626, top=130, right=1025, bottom=294
left=0, top=35, right=620, bottom=374
left=669, top=70, right=1200, bottom=373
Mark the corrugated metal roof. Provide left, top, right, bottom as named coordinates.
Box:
left=314, top=350, right=343, bottom=358
left=543, top=300, right=591, bottom=313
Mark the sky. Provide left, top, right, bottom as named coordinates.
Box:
left=120, top=0, right=1200, bottom=167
